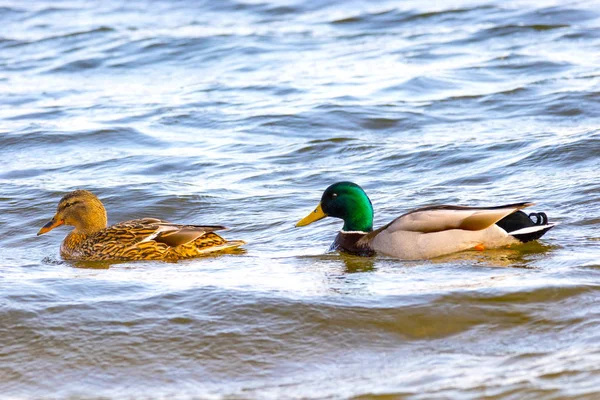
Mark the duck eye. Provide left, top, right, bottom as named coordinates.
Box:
left=62, top=200, right=79, bottom=209
left=332, top=193, right=338, bottom=198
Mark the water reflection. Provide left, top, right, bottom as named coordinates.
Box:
left=433, top=242, right=556, bottom=268
left=71, top=260, right=121, bottom=269
left=45, top=249, right=249, bottom=270
left=339, top=253, right=376, bottom=273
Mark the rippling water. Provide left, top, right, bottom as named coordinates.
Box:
left=1, top=0, right=600, bottom=398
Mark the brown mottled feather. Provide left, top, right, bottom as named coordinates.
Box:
left=61, top=218, right=244, bottom=261
left=41, top=190, right=245, bottom=262
left=60, top=219, right=244, bottom=261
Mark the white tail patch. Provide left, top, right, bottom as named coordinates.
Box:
left=509, top=223, right=557, bottom=236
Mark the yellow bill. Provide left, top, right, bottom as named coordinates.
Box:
left=296, top=202, right=327, bottom=227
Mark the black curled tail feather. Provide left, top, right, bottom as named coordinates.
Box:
left=496, top=211, right=554, bottom=243
left=528, top=212, right=548, bottom=225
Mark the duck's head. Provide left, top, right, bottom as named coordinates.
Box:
left=296, top=182, right=374, bottom=232
left=37, top=190, right=107, bottom=236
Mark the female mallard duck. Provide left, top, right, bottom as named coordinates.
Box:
left=296, top=182, right=555, bottom=260
left=38, top=190, right=245, bottom=261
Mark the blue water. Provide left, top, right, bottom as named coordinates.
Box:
left=1, top=0, right=599, bottom=398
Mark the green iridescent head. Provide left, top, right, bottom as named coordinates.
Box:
left=296, top=181, right=374, bottom=232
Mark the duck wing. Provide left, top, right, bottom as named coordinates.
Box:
left=387, top=202, right=534, bottom=233
left=358, top=202, right=533, bottom=246
left=103, top=218, right=226, bottom=248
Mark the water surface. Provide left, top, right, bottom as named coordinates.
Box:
left=1, top=0, right=600, bottom=398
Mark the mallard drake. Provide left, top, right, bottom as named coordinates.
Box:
left=38, top=190, right=245, bottom=261
left=296, top=182, right=555, bottom=260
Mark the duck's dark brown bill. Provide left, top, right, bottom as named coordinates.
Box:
left=37, top=217, right=64, bottom=235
